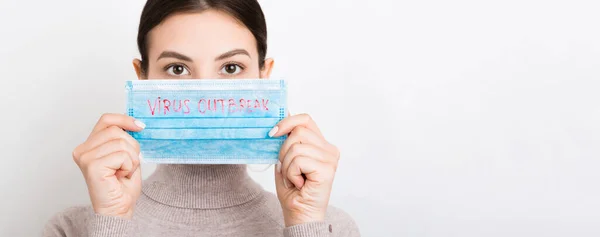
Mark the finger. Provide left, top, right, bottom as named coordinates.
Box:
left=103, top=151, right=134, bottom=178
left=274, top=160, right=286, bottom=192
left=77, top=138, right=140, bottom=172
left=79, top=126, right=140, bottom=155
left=275, top=159, right=299, bottom=190
left=280, top=143, right=332, bottom=187
left=90, top=113, right=145, bottom=136
left=281, top=143, right=332, bottom=169
left=269, top=113, right=322, bottom=138
left=279, top=126, right=329, bottom=160
left=86, top=151, right=133, bottom=179
left=286, top=156, right=332, bottom=189
left=274, top=160, right=298, bottom=192
left=117, top=162, right=139, bottom=179
left=120, top=164, right=142, bottom=186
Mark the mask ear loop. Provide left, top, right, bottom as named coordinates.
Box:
left=247, top=164, right=273, bottom=172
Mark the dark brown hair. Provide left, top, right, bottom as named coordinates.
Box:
left=137, top=0, right=267, bottom=74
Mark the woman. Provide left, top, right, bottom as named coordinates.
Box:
left=43, top=0, right=359, bottom=236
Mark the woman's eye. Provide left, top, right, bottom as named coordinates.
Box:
left=166, top=65, right=190, bottom=76
left=220, top=63, right=243, bottom=75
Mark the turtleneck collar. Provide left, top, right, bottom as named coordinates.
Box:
left=141, top=164, right=263, bottom=209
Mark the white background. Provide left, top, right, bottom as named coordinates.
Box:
left=1, top=0, right=599, bottom=236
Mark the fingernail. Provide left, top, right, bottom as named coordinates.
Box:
left=134, top=120, right=146, bottom=129
left=276, top=161, right=282, bottom=174
left=283, top=179, right=290, bottom=189
left=268, top=126, right=279, bottom=137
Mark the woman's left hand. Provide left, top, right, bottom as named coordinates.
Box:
left=270, top=113, right=340, bottom=227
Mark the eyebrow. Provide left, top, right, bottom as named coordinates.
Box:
left=156, top=49, right=250, bottom=62
left=215, top=49, right=251, bottom=61
left=157, top=51, right=193, bottom=62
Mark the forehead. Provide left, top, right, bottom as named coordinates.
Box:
left=147, top=10, right=258, bottom=59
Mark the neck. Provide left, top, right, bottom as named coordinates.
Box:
left=142, top=164, right=263, bottom=209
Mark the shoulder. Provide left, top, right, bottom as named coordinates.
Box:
left=325, top=205, right=360, bottom=236
left=261, top=191, right=360, bottom=236
left=48, top=205, right=94, bottom=224
left=43, top=205, right=93, bottom=237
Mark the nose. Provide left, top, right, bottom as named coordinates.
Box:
left=195, top=64, right=219, bottom=79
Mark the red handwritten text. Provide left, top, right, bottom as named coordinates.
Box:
left=147, top=97, right=269, bottom=115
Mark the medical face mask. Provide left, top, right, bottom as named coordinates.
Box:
left=125, top=79, right=287, bottom=164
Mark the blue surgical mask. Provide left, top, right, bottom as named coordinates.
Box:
left=125, top=79, right=287, bottom=164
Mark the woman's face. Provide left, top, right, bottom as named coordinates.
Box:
left=133, top=10, right=273, bottom=80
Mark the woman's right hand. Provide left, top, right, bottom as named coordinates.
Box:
left=72, top=113, right=145, bottom=219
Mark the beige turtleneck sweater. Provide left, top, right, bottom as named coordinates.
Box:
left=43, top=165, right=360, bottom=237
